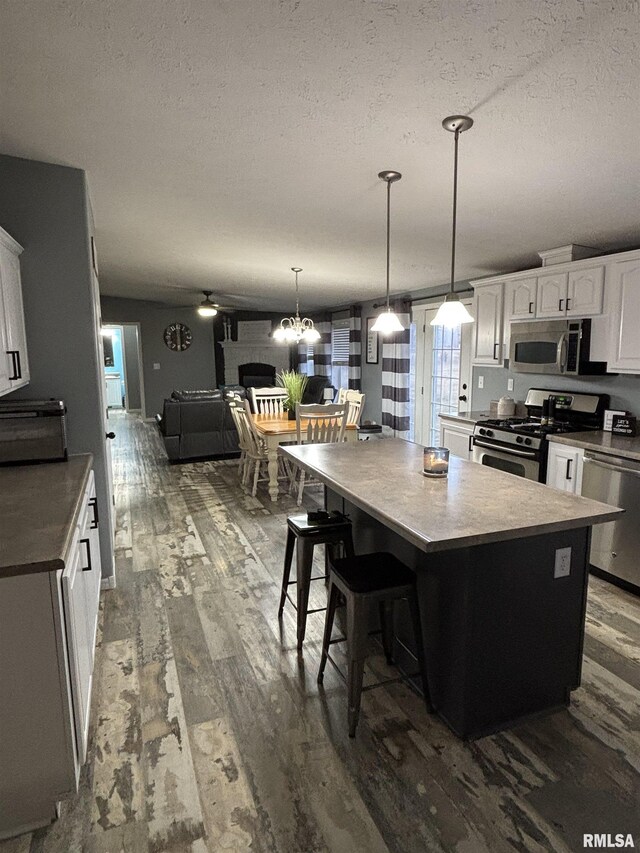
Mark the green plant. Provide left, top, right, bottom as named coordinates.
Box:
left=276, top=370, right=308, bottom=412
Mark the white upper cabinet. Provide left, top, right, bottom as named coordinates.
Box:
left=0, top=228, right=29, bottom=396
left=566, top=266, right=604, bottom=316
left=536, top=272, right=569, bottom=318
left=606, top=257, right=640, bottom=372
left=472, top=283, right=504, bottom=365
left=506, top=277, right=537, bottom=321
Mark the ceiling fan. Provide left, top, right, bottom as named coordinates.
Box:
left=150, top=282, right=253, bottom=312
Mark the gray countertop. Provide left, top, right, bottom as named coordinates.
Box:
left=0, top=454, right=92, bottom=578
left=549, top=430, right=640, bottom=462
left=438, top=410, right=491, bottom=425
left=282, top=439, right=622, bottom=554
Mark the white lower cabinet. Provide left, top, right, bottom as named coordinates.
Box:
left=0, top=470, right=101, bottom=839
left=440, top=418, right=474, bottom=460
left=546, top=443, right=584, bottom=494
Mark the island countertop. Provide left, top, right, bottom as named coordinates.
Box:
left=282, top=439, right=622, bottom=554
left=0, top=454, right=93, bottom=578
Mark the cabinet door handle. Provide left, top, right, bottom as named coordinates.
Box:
left=565, top=458, right=573, bottom=480
left=558, top=299, right=564, bottom=312
left=566, top=297, right=571, bottom=311
left=529, top=301, right=534, bottom=314
left=493, top=342, right=500, bottom=360
left=468, top=434, right=473, bottom=453
left=89, top=496, right=99, bottom=529
left=80, top=537, right=92, bottom=572
left=7, top=350, right=21, bottom=381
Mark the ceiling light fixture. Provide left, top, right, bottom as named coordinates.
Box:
left=431, top=115, right=475, bottom=328
left=274, top=268, right=321, bottom=344
left=372, top=171, right=404, bottom=335
left=197, top=291, right=219, bottom=317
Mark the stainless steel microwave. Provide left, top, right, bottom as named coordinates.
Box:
left=508, top=319, right=608, bottom=375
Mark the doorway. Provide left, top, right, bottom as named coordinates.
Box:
left=101, top=323, right=145, bottom=415
left=413, top=301, right=473, bottom=446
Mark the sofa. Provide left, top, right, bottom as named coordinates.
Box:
left=156, top=388, right=245, bottom=461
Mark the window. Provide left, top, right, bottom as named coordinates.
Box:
left=330, top=318, right=350, bottom=390
left=429, top=324, right=462, bottom=446
left=305, top=344, right=315, bottom=375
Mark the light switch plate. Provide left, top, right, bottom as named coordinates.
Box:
left=507, top=378, right=514, bottom=391
left=554, top=547, right=571, bottom=578
left=478, top=375, right=484, bottom=389
left=153, top=363, right=160, bottom=370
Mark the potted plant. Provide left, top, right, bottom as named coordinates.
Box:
left=276, top=370, right=309, bottom=420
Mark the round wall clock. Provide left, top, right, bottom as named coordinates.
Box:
left=163, top=322, right=193, bottom=352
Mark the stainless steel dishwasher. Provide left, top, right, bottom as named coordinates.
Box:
left=582, top=451, right=639, bottom=589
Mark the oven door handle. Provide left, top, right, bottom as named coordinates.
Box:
left=473, top=438, right=538, bottom=458
left=556, top=332, right=568, bottom=373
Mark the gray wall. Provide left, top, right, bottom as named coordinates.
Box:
left=359, top=299, right=383, bottom=423
left=121, top=324, right=142, bottom=410
left=0, top=154, right=115, bottom=580
left=100, top=296, right=216, bottom=419
left=471, top=365, right=640, bottom=414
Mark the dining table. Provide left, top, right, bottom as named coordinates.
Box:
left=252, top=413, right=358, bottom=501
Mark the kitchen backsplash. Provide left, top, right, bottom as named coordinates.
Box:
left=471, top=366, right=640, bottom=416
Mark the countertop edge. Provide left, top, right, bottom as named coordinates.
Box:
left=548, top=432, right=640, bottom=462
left=0, top=453, right=93, bottom=578
left=280, top=446, right=622, bottom=553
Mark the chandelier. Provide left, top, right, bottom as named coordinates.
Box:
left=273, top=267, right=321, bottom=344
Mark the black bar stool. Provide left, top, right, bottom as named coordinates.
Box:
left=278, top=513, right=355, bottom=649
left=317, top=552, right=431, bottom=737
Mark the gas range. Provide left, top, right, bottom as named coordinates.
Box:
left=471, top=389, right=609, bottom=482
left=474, top=417, right=579, bottom=452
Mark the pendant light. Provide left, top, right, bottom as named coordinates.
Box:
left=273, top=267, right=321, bottom=344
left=431, top=115, right=475, bottom=328
left=197, top=291, right=219, bottom=317
left=371, top=170, right=404, bottom=335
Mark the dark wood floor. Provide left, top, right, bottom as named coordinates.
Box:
left=2, top=413, right=639, bottom=853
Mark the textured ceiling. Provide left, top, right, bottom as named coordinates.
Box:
left=1, top=0, right=639, bottom=310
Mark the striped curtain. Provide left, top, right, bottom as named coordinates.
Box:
left=381, top=299, right=412, bottom=438
left=293, top=342, right=308, bottom=374
left=348, top=305, right=362, bottom=390
left=313, top=315, right=332, bottom=378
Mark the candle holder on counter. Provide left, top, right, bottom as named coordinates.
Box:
left=423, top=446, right=450, bottom=478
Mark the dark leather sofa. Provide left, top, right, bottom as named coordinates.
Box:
left=156, top=388, right=245, bottom=462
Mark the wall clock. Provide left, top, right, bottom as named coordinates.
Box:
left=163, top=322, right=193, bottom=352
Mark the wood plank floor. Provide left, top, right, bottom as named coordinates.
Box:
left=3, top=412, right=639, bottom=853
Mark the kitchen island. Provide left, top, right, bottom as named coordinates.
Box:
left=282, top=438, right=622, bottom=738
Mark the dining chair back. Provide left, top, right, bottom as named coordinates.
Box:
left=249, top=387, right=288, bottom=416
left=336, top=389, right=365, bottom=425
left=296, top=403, right=348, bottom=445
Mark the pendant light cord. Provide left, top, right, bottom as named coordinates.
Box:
left=450, top=127, right=460, bottom=295
left=386, top=177, right=391, bottom=310
left=295, top=269, right=299, bottom=316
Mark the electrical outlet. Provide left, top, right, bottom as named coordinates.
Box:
left=554, top=547, right=572, bottom=578
left=507, top=378, right=514, bottom=391
left=478, top=375, right=484, bottom=389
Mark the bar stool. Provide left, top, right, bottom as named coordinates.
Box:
left=317, top=552, right=431, bottom=737
left=278, top=513, right=354, bottom=650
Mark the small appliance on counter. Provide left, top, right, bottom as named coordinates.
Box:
left=0, top=399, right=67, bottom=465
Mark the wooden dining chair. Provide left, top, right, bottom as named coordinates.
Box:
left=232, top=400, right=269, bottom=495
left=291, top=403, right=348, bottom=505
left=336, top=389, right=366, bottom=426
left=227, top=396, right=249, bottom=482
left=249, top=387, right=288, bottom=416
